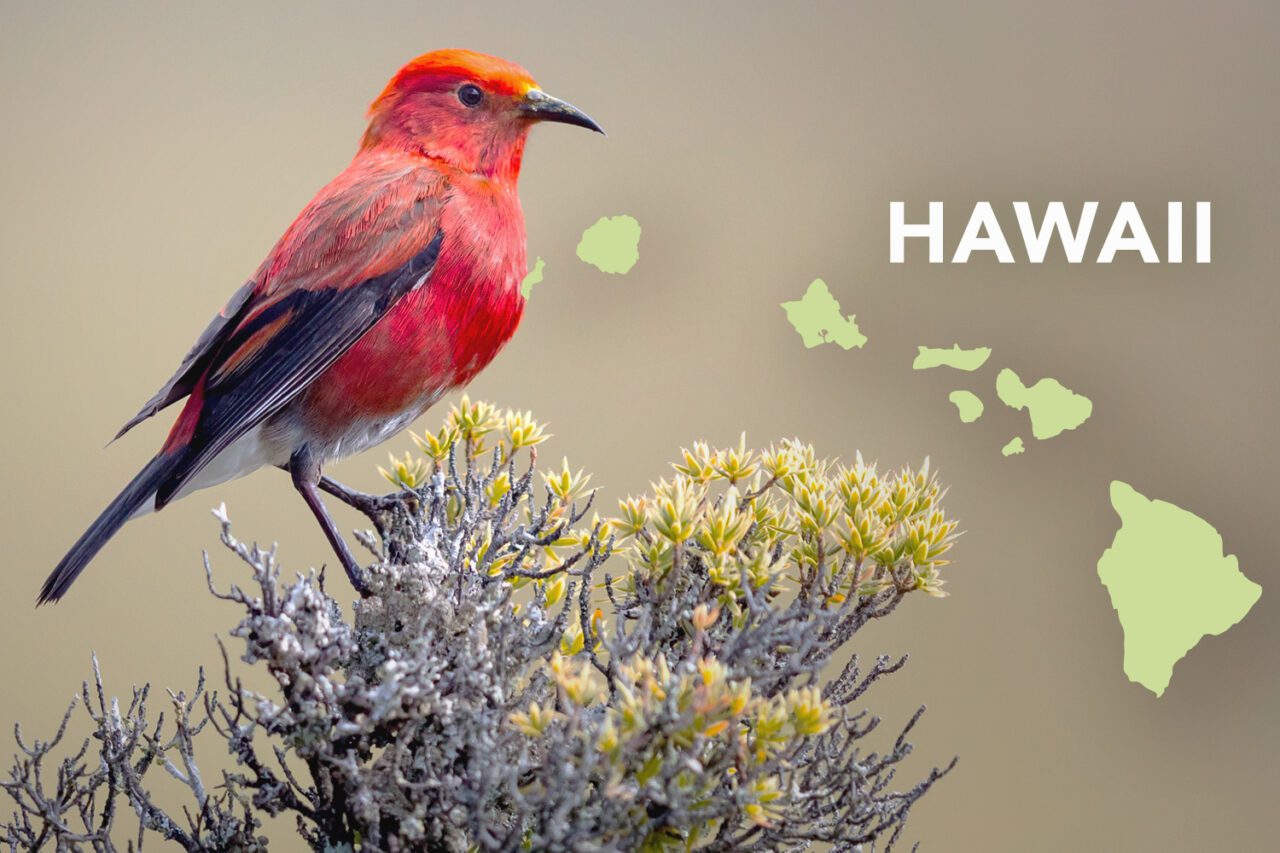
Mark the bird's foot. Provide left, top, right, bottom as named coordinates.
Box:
left=318, top=475, right=422, bottom=570
left=338, top=555, right=372, bottom=598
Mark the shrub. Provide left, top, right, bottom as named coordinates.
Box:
left=2, top=401, right=958, bottom=852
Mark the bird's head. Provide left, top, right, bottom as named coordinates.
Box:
left=363, top=49, right=603, bottom=181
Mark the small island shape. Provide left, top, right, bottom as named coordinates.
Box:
left=781, top=279, right=867, bottom=350
left=913, top=345, right=992, bottom=371
left=520, top=257, right=545, bottom=298
left=995, top=368, right=1092, bottom=439
left=577, top=215, right=641, bottom=274
left=948, top=390, right=984, bottom=423
left=1000, top=437, right=1025, bottom=457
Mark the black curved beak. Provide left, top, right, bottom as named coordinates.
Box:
left=520, top=89, right=605, bottom=135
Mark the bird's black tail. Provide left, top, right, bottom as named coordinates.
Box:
left=38, top=454, right=174, bottom=605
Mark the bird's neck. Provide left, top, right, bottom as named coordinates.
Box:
left=362, top=121, right=527, bottom=184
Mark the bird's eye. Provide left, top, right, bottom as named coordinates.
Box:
left=457, top=84, right=484, bottom=108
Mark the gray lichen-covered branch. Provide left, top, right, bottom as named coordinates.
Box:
left=3, top=401, right=958, bottom=851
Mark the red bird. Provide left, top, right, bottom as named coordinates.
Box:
left=39, top=49, right=603, bottom=603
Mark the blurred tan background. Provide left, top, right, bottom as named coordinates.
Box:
left=2, top=1, right=1277, bottom=849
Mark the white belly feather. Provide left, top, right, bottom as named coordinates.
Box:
left=128, top=387, right=444, bottom=519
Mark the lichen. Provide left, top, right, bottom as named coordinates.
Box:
left=3, top=401, right=957, bottom=852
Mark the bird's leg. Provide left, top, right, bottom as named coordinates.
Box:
left=289, top=449, right=371, bottom=597
left=277, top=466, right=396, bottom=523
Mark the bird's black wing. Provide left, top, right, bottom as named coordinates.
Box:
left=153, top=229, right=444, bottom=507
